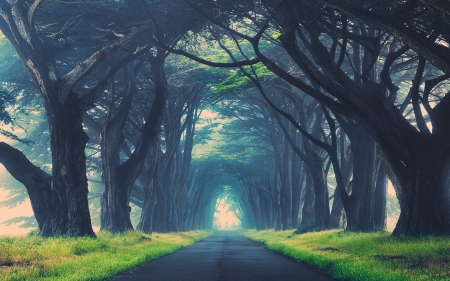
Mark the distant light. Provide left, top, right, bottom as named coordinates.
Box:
left=213, top=196, right=241, bottom=230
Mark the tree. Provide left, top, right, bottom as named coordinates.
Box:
left=0, top=0, right=148, bottom=236
left=95, top=0, right=207, bottom=233
left=211, top=38, right=386, bottom=232
left=254, top=1, right=450, bottom=235
left=137, top=82, right=204, bottom=233
left=165, top=3, right=385, bottom=231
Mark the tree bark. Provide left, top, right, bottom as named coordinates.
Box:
left=100, top=52, right=166, bottom=233
left=391, top=136, right=450, bottom=236
left=296, top=173, right=315, bottom=233
left=344, top=125, right=380, bottom=231
left=248, top=0, right=450, bottom=236
left=0, top=93, right=96, bottom=237
left=136, top=138, right=160, bottom=233
left=47, top=92, right=95, bottom=237
left=0, top=142, right=52, bottom=235
left=0, top=0, right=139, bottom=237
left=374, top=161, right=387, bottom=230
left=100, top=74, right=136, bottom=233
left=329, top=186, right=346, bottom=229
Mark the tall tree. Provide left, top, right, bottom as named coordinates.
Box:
left=180, top=0, right=448, bottom=236
left=257, top=1, right=448, bottom=236
left=0, top=1, right=148, bottom=236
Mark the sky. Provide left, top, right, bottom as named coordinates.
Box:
left=0, top=131, right=35, bottom=236
left=0, top=183, right=34, bottom=236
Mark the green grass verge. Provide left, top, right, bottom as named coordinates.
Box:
left=242, top=229, right=450, bottom=281
left=0, top=230, right=212, bottom=281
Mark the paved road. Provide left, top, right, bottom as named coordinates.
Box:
left=110, top=231, right=336, bottom=281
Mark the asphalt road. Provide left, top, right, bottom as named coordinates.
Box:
left=109, top=231, right=336, bottom=281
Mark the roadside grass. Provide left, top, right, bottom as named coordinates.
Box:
left=0, top=229, right=212, bottom=281
left=243, top=229, right=450, bottom=281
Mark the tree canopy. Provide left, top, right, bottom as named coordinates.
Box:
left=0, top=0, right=448, bottom=237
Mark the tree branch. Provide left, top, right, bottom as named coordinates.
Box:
left=58, top=27, right=139, bottom=104
left=162, top=45, right=260, bottom=67
left=410, top=57, right=430, bottom=134
left=27, top=0, right=43, bottom=28
left=79, top=43, right=150, bottom=110
left=318, top=0, right=450, bottom=76
left=0, top=142, right=52, bottom=232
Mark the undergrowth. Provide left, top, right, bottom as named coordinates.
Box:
left=243, top=229, right=450, bottom=281
left=0, top=230, right=212, bottom=281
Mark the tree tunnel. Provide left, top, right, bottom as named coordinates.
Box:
left=213, top=194, right=242, bottom=230
left=0, top=0, right=419, bottom=238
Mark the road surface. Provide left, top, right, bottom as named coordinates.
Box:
left=110, top=231, right=336, bottom=281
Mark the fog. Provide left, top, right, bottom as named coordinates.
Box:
left=0, top=184, right=33, bottom=236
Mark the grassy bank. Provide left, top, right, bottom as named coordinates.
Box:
left=243, top=229, right=450, bottom=281
left=0, top=230, right=212, bottom=281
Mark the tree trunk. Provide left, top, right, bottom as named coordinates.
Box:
left=392, top=136, right=450, bottom=236
left=291, top=149, right=304, bottom=227
left=329, top=186, right=346, bottom=229
left=344, top=126, right=378, bottom=231
left=0, top=0, right=141, bottom=238
left=374, top=161, right=387, bottom=230
left=339, top=124, right=386, bottom=232
left=281, top=134, right=293, bottom=230
left=173, top=94, right=201, bottom=230
left=296, top=173, right=315, bottom=233
left=99, top=77, right=135, bottom=233
left=301, top=104, right=330, bottom=231
left=0, top=143, right=53, bottom=235
left=47, top=92, right=95, bottom=237
left=136, top=138, right=160, bottom=233
left=100, top=52, right=166, bottom=233
left=310, top=150, right=330, bottom=230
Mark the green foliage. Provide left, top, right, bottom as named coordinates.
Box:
left=0, top=34, right=19, bottom=125
left=0, top=230, right=212, bottom=281
left=174, top=27, right=277, bottom=103
left=0, top=90, right=13, bottom=124
left=0, top=35, right=51, bottom=217
left=243, top=229, right=450, bottom=281
left=215, top=100, right=273, bottom=171
left=212, top=63, right=275, bottom=99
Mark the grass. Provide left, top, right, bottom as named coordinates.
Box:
left=0, top=229, right=212, bottom=281
left=242, top=229, right=450, bottom=281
